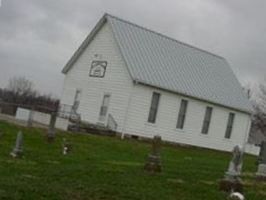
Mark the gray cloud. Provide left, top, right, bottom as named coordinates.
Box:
left=0, top=0, right=265, bottom=97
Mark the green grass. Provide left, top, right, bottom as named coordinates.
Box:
left=0, top=120, right=265, bottom=200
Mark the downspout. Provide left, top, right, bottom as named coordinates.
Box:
left=121, top=81, right=136, bottom=139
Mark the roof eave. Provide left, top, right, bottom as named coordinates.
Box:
left=61, top=14, right=109, bottom=74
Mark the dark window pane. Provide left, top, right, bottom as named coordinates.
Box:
left=100, top=106, right=107, bottom=116
left=99, top=95, right=110, bottom=118
left=148, top=92, right=160, bottom=123
left=201, top=107, right=213, bottom=134
left=176, top=100, right=188, bottom=129
left=225, top=113, right=235, bottom=139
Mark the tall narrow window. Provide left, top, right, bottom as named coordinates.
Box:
left=201, top=107, right=213, bottom=134
left=176, top=99, right=188, bottom=129
left=99, top=94, right=110, bottom=121
left=148, top=92, right=160, bottom=123
left=72, top=89, right=81, bottom=113
left=225, top=113, right=235, bottom=139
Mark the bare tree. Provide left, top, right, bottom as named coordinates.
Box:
left=258, top=82, right=266, bottom=113
left=6, top=76, right=35, bottom=96
left=4, top=76, right=37, bottom=108
left=251, top=80, right=266, bottom=139
left=0, top=76, right=59, bottom=115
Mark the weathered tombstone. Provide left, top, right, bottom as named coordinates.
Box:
left=219, top=145, right=244, bottom=193
left=144, top=135, right=162, bottom=173
left=27, top=108, right=34, bottom=128
left=256, top=141, right=266, bottom=180
left=226, top=145, right=243, bottom=177
left=47, top=112, right=57, bottom=142
left=62, top=138, right=71, bottom=155
left=10, top=131, right=23, bottom=158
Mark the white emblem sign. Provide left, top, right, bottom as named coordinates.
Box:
left=89, top=61, right=107, bottom=78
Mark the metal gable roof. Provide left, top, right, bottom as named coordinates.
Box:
left=62, top=13, right=252, bottom=113
left=106, top=14, right=252, bottom=113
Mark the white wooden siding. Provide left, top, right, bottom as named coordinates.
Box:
left=61, top=20, right=251, bottom=152
left=124, top=84, right=251, bottom=152
left=61, top=22, right=133, bottom=132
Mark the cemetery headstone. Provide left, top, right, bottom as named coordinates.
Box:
left=10, top=131, right=23, bottom=158
left=47, top=112, right=57, bottom=142
left=144, top=135, right=162, bottom=173
left=62, top=138, right=71, bottom=155
left=226, top=145, right=243, bottom=177
left=219, top=145, right=243, bottom=193
left=256, top=141, right=266, bottom=180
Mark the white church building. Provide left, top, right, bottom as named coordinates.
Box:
left=60, top=14, right=252, bottom=152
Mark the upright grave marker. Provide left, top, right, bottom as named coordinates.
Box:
left=219, top=145, right=243, bottom=193
left=10, top=131, right=23, bottom=158
left=144, top=135, right=162, bottom=173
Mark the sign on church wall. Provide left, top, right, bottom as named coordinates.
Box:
left=89, top=61, right=107, bottom=78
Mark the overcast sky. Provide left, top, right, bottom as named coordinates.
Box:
left=0, top=0, right=265, bottom=97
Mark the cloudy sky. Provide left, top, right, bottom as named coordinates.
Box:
left=0, top=0, right=265, bottom=97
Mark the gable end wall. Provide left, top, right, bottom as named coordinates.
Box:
left=60, top=22, right=133, bottom=132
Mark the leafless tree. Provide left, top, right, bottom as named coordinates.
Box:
left=252, top=80, right=266, bottom=137
left=258, top=82, right=266, bottom=112
left=6, top=76, right=35, bottom=96
left=0, top=77, right=59, bottom=115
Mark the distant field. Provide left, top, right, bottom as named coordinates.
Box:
left=0, top=120, right=265, bottom=200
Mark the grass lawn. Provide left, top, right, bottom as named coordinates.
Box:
left=0, top=120, right=265, bottom=200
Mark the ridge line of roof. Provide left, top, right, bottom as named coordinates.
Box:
left=105, top=13, right=226, bottom=60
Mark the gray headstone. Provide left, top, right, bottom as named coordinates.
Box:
left=47, top=112, right=57, bottom=142
left=10, top=131, right=23, bottom=158
left=226, top=145, right=243, bottom=178
left=219, top=145, right=244, bottom=193
left=144, top=135, right=162, bottom=173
